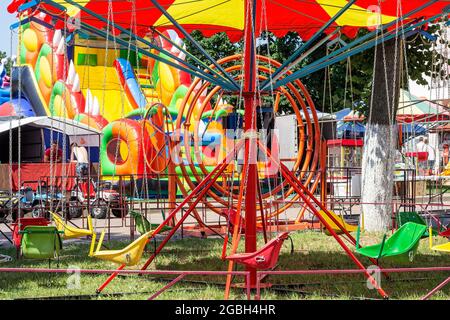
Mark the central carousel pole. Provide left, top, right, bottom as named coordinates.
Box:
left=242, top=0, right=258, bottom=287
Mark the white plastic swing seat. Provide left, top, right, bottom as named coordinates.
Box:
left=90, top=230, right=153, bottom=266
left=51, top=212, right=94, bottom=239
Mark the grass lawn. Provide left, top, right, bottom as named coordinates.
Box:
left=0, top=230, right=449, bottom=300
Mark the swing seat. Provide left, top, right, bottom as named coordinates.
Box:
left=396, top=211, right=438, bottom=237
left=439, top=228, right=450, bottom=237
left=318, top=210, right=358, bottom=235
left=79, top=181, right=96, bottom=198
left=51, top=212, right=94, bottom=239
left=428, top=226, right=450, bottom=253
left=130, top=211, right=172, bottom=235
left=20, top=226, right=63, bottom=260
left=356, top=222, right=426, bottom=262
left=431, top=242, right=450, bottom=253
left=90, top=230, right=153, bottom=266
left=226, top=232, right=289, bottom=270
left=12, top=217, right=49, bottom=249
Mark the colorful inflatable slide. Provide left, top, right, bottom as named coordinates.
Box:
left=2, top=12, right=230, bottom=183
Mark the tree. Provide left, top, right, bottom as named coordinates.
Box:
left=361, top=37, right=402, bottom=232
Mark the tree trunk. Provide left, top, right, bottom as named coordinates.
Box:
left=361, top=37, right=402, bottom=232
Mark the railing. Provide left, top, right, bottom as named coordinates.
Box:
left=0, top=268, right=251, bottom=300
left=0, top=266, right=448, bottom=300
left=255, top=266, right=450, bottom=300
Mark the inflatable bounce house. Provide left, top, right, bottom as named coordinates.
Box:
left=1, top=11, right=234, bottom=195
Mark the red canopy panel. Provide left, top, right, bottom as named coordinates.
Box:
left=8, top=1, right=450, bottom=41
left=396, top=114, right=450, bottom=123
left=327, top=139, right=364, bottom=147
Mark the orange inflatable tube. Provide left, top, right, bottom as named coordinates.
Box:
left=101, top=119, right=153, bottom=176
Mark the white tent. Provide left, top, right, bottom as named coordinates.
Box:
left=0, top=116, right=101, bottom=146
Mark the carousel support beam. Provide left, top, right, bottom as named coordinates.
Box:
left=257, top=141, right=389, bottom=275
left=150, top=27, right=232, bottom=82
left=69, top=17, right=234, bottom=90
left=260, top=0, right=356, bottom=90
left=17, top=0, right=40, bottom=12
left=276, top=162, right=389, bottom=298
left=42, top=0, right=236, bottom=90
left=242, top=0, right=258, bottom=289
left=273, top=12, right=444, bottom=89
left=262, top=0, right=438, bottom=90
left=149, top=0, right=241, bottom=91
left=96, top=141, right=243, bottom=294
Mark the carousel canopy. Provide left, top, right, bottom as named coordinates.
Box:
left=7, top=1, right=450, bottom=41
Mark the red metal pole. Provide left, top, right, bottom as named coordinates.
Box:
left=96, top=141, right=244, bottom=294
left=242, top=0, right=258, bottom=288
left=421, top=276, right=450, bottom=300
left=96, top=264, right=125, bottom=294
left=139, top=141, right=245, bottom=271
left=256, top=140, right=389, bottom=298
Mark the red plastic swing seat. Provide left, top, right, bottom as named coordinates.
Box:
left=226, top=232, right=289, bottom=270
left=12, top=217, right=49, bottom=248
left=440, top=228, right=450, bottom=237
left=79, top=182, right=96, bottom=198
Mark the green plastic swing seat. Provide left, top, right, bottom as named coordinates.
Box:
left=396, top=211, right=438, bottom=237
left=356, top=222, right=426, bottom=262
left=130, top=211, right=172, bottom=235
left=20, top=226, right=63, bottom=260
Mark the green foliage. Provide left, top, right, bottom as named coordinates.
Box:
left=184, top=26, right=449, bottom=115
left=185, top=31, right=242, bottom=66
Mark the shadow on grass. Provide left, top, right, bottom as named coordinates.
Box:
left=0, top=233, right=449, bottom=299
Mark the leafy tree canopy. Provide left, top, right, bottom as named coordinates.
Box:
left=185, top=26, right=448, bottom=116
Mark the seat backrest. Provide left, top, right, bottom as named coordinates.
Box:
left=397, top=212, right=426, bottom=227
left=264, top=233, right=289, bottom=269
left=20, top=226, right=62, bottom=259
left=130, top=211, right=152, bottom=235
left=383, top=222, right=426, bottom=255
left=440, top=228, right=450, bottom=237
left=12, top=218, right=49, bottom=248
left=239, top=232, right=289, bottom=270
left=79, top=182, right=96, bottom=198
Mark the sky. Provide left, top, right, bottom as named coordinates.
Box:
left=0, top=1, right=18, bottom=54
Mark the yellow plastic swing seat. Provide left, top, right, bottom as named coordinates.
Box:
left=51, top=212, right=94, bottom=239
left=432, top=242, right=450, bottom=252
left=318, top=210, right=358, bottom=235
left=90, top=230, right=153, bottom=266
left=429, top=226, right=450, bottom=253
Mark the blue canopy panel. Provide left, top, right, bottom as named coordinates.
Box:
left=401, top=123, right=427, bottom=135
left=337, top=121, right=365, bottom=139
left=334, top=108, right=352, bottom=121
